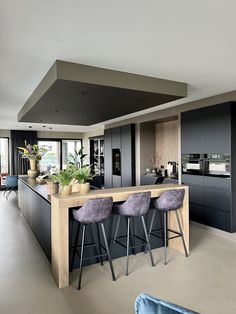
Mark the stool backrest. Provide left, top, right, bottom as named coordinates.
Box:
left=120, top=192, right=151, bottom=216
left=73, top=197, right=113, bottom=224
left=155, top=189, right=185, bottom=211
left=5, top=176, right=18, bottom=188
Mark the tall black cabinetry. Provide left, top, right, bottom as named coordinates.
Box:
left=181, top=102, right=236, bottom=232
left=104, top=124, right=135, bottom=188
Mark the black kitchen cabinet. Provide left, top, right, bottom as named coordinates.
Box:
left=181, top=102, right=236, bottom=232
left=104, top=124, right=135, bottom=188
left=203, top=103, right=231, bottom=153
left=182, top=174, right=205, bottom=224
left=181, top=108, right=204, bottom=153
left=181, top=102, right=231, bottom=154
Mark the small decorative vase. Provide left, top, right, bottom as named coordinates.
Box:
left=28, top=159, right=40, bottom=178
left=61, top=185, right=72, bottom=196
left=79, top=182, right=90, bottom=194
left=47, top=182, right=59, bottom=195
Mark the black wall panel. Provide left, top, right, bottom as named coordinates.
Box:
left=104, top=124, right=135, bottom=188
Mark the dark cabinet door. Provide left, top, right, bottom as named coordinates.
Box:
left=203, top=176, right=231, bottom=213
left=121, top=124, right=135, bottom=187
left=182, top=174, right=205, bottom=223
left=203, top=103, right=231, bottom=153
left=203, top=176, right=232, bottom=231
left=104, top=129, right=112, bottom=188
left=181, top=109, right=204, bottom=153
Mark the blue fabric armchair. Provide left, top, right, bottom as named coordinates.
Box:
left=4, top=175, right=18, bottom=200
left=135, top=294, right=200, bottom=314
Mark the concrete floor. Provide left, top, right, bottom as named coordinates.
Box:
left=1, top=193, right=236, bottom=314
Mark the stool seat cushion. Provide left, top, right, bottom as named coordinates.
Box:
left=73, top=197, right=113, bottom=224
left=153, top=189, right=185, bottom=212
left=135, top=293, right=199, bottom=314
left=113, top=192, right=151, bottom=217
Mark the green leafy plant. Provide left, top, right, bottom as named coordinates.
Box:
left=50, top=167, right=78, bottom=187
left=68, top=146, right=88, bottom=168
left=74, top=165, right=94, bottom=184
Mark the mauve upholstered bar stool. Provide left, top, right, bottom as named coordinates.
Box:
left=112, top=192, right=154, bottom=276
left=70, top=197, right=116, bottom=290
left=148, top=189, right=188, bottom=265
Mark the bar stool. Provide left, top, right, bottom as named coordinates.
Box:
left=113, top=192, right=154, bottom=276
left=70, top=197, right=116, bottom=290
left=148, top=189, right=188, bottom=265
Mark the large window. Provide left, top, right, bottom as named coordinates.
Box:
left=62, top=140, right=82, bottom=169
left=38, top=139, right=82, bottom=173
left=0, top=138, right=9, bottom=186
left=38, top=141, right=61, bottom=173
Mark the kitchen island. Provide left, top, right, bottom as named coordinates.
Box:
left=18, top=177, right=189, bottom=289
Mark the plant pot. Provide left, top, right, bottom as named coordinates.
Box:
left=61, top=185, right=72, bottom=196
left=79, top=182, right=90, bottom=194
left=47, top=182, right=59, bottom=195
left=72, top=182, right=80, bottom=193
left=28, top=159, right=40, bottom=178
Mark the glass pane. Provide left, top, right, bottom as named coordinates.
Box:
left=38, top=141, right=61, bottom=173
left=62, top=140, right=82, bottom=169
left=0, top=138, right=9, bottom=186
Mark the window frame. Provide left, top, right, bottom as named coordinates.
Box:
left=0, top=137, right=10, bottom=187
left=37, top=138, right=83, bottom=170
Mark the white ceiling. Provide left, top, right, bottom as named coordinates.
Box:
left=1, top=0, right=236, bottom=132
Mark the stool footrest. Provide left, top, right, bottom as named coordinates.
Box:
left=113, top=233, right=148, bottom=251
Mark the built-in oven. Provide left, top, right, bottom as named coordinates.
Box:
left=204, top=153, right=230, bottom=178
left=182, top=153, right=205, bottom=175
left=182, top=153, right=231, bottom=178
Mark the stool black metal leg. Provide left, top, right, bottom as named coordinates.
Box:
left=129, top=217, right=135, bottom=256
left=113, top=215, right=121, bottom=242
left=132, top=217, right=136, bottom=255
left=78, top=224, right=86, bottom=290
left=149, top=209, right=156, bottom=234
left=96, top=223, right=104, bottom=266
left=126, top=217, right=130, bottom=276
left=164, top=211, right=167, bottom=265
left=141, top=216, right=154, bottom=267
left=70, top=221, right=81, bottom=272
left=175, top=210, right=189, bottom=257
left=100, top=223, right=116, bottom=281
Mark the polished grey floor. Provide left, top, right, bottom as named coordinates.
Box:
left=1, top=193, right=236, bottom=314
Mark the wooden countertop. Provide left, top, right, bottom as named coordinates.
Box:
left=52, top=183, right=187, bottom=206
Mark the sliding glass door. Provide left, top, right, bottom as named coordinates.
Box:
left=0, top=138, right=9, bottom=186
left=38, top=139, right=82, bottom=173
left=38, top=141, right=61, bottom=173
left=62, top=140, right=82, bottom=169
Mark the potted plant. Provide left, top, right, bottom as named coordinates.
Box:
left=68, top=146, right=88, bottom=168
left=74, top=165, right=94, bottom=194
left=18, top=143, right=47, bottom=178
left=50, top=167, right=78, bottom=196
